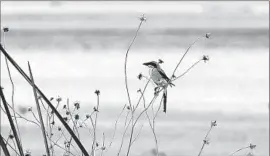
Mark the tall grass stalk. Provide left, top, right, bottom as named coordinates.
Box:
left=28, top=62, right=51, bottom=156
left=0, top=44, right=90, bottom=156
left=0, top=134, right=11, bottom=156
left=0, top=88, right=24, bottom=155
left=2, top=29, right=23, bottom=155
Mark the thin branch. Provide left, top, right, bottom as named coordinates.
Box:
left=229, top=146, right=250, bottom=156
left=170, top=36, right=205, bottom=79
left=92, top=92, right=101, bottom=156
left=3, top=31, right=23, bottom=155
left=124, top=15, right=145, bottom=110
left=139, top=90, right=160, bottom=156
left=0, top=134, right=11, bottom=156
left=105, top=104, right=126, bottom=152
left=0, top=44, right=90, bottom=156
left=173, top=59, right=203, bottom=81
left=0, top=88, right=24, bottom=155
left=28, top=62, right=51, bottom=156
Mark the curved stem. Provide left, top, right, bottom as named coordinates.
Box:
left=229, top=146, right=249, bottom=156
left=171, top=36, right=204, bottom=78
left=124, top=20, right=143, bottom=110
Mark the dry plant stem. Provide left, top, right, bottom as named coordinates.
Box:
left=229, top=146, right=250, bottom=156
left=0, top=134, right=11, bottom=156
left=28, top=62, right=51, bottom=156
left=100, top=133, right=105, bottom=156
left=92, top=94, right=100, bottom=156
left=116, top=79, right=150, bottom=156
left=124, top=20, right=144, bottom=110
left=116, top=110, right=132, bottom=156
left=3, top=33, right=23, bottom=155
left=105, top=104, right=127, bottom=152
left=0, top=44, right=90, bottom=156
left=0, top=88, right=24, bottom=156
left=126, top=94, right=158, bottom=156
left=66, top=101, right=81, bottom=155
left=130, top=124, right=144, bottom=145
left=0, top=104, right=40, bottom=127
left=67, top=100, right=81, bottom=141
left=173, top=59, right=203, bottom=81
left=198, top=125, right=213, bottom=156
left=170, top=36, right=204, bottom=79
left=140, top=90, right=160, bottom=156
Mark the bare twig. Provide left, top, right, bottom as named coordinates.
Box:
left=2, top=29, right=23, bottom=155
left=139, top=90, right=160, bottom=156
left=229, top=144, right=256, bottom=156
left=198, top=121, right=217, bottom=156
left=0, top=88, right=24, bottom=155
left=0, top=44, right=90, bottom=156
left=28, top=62, right=51, bottom=156
left=92, top=90, right=101, bottom=156
left=0, top=134, right=11, bottom=156
left=124, top=14, right=146, bottom=110
left=105, top=104, right=127, bottom=152
left=173, top=59, right=203, bottom=81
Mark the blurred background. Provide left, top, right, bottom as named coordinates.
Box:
left=0, top=1, right=269, bottom=156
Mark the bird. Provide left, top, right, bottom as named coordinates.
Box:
left=143, top=61, right=175, bottom=113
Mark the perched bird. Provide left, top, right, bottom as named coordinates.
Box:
left=143, top=61, right=175, bottom=113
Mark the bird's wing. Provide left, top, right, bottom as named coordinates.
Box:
left=158, top=68, right=170, bottom=82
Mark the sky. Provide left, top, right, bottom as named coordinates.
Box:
left=1, top=1, right=269, bottom=15
left=1, top=1, right=269, bottom=29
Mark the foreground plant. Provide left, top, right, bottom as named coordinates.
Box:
left=198, top=120, right=217, bottom=156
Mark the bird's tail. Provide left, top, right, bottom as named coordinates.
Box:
left=163, top=89, right=167, bottom=113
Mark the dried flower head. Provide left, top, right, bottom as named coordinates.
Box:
left=8, top=134, right=14, bottom=139
left=158, top=59, right=164, bottom=64
left=93, top=107, right=99, bottom=112
left=3, top=27, right=9, bottom=32
left=101, top=146, right=106, bottom=151
left=74, top=101, right=80, bottom=110
left=74, top=114, right=79, bottom=120
left=56, top=96, right=62, bottom=103
left=205, top=33, right=211, bottom=39
left=96, top=142, right=99, bottom=147
left=137, top=89, right=141, bottom=93
left=202, top=55, right=209, bottom=63
left=139, top=14, right=147, bottom=22
left=50, top=97, right=54, bottom=101
left=137, top=73, right=143, bottom=80
left=63, top=105, right=66, bottom=109
left=127, top=106, right=131, bottom=110
left=25, top=149, right=31, bottom=156
left=211, top=120, right=217, bottom=127
left=95, top=90, right=100, bottom=95
left=27, top=107, right=32, bottom=112
left=203, top=139, right=210, bottom=145
left=249, top=143, right=256, bottom=149
left=172, top=74, right=176, bottom=79
left=86, top=114, right=90, bottom=119
left=63, top=117, right=68, bottom=121
left=66, top=111, right=70, bottom=115
left=58, top=126, right=61, bottom=131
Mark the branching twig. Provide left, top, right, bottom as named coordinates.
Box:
left=198, top=121, right=217, bottom=156
left=124, top=14, right=146, bottom=111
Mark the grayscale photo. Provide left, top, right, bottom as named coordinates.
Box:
left=0, top=1, right=268, bottom=156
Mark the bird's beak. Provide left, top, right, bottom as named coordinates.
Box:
left=143, top=62, right=152, bottom=66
